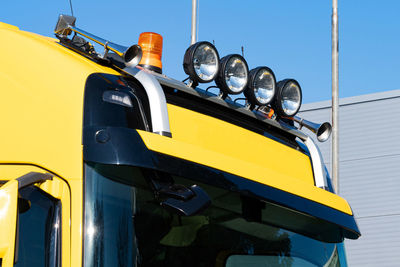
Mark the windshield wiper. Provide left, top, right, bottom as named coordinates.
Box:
left=143, top=170, right=211, bottom=216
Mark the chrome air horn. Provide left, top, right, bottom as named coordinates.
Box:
left=291, top=116, right=332, bottom=142
left=54, top=14, right=142, bottom=67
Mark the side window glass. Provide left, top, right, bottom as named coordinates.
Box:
left=15, top=186, right=61, bottom=267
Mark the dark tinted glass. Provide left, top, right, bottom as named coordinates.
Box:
left=84, top=163, right=348, bottom=267
left=15, top=186, right=61, bottom=267
left=83, top=73, right=150, bottom=131
left=84, top=164, right=139, bottom=267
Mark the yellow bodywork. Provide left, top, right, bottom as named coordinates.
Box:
left=0, top=22, right=113, bottom=267
left=139, top=104, right=352, bottom=214
left=0, top=179, right=18, bottom=267
left=0, top=22, right=353, bottom=266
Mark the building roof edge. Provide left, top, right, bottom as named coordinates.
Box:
left=301, top=89, right=400, bottom=111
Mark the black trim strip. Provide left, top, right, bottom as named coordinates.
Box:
left=83, top=126, right=360, bottom=242
left=16, top=172, right=53, bottom=189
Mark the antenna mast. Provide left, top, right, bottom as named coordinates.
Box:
left=332, top=0, right=339, bottom=192
left=69, top=0, right=74, bottom=16
left=191, top=0, right=198, bottom=45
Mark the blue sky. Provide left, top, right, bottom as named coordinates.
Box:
left=1, top=0, right=399, bottom=103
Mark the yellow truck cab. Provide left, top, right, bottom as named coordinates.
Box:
left=0, top=15, right=360, bottom=267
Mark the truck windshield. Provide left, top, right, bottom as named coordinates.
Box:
left=83, top=163, right=347, bottom=267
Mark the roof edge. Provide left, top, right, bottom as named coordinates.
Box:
left=301, top=89, right=400, bottom=111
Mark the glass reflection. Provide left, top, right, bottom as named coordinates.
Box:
left=254, top=70, right=275, bottom=104
left=84, top=164, right=138, bottom=267
left=193, top=44, right=218, bottom=81
left=84, top=164, right=347, bottom=267
left=225, top=57, right=248, bottom=92
left=281, top=82, right=301, bottom=115
left=16, top=186, right=61, bottom=267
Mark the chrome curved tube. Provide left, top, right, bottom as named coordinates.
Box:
left=122, top=67, right=171, bottom=137
left=303, top=136, right=329, bottom=190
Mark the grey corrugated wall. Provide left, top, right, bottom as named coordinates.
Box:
left=299, top=89, right=400, bottom=266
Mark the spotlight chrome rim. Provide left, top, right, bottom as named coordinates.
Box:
left=216, top=54, right=249, bottom=95
left=273, top=79, right=302, bottom=117
left=244, top=66, right=276, bottom=106
left=183, top=41, right=220, bottom=84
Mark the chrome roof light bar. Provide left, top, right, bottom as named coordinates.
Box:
left=54, top=14, right=171, bottom=137
left=154, top=74, right=331, bottom=189
left=55, top=14, right=142, bottom=68
left=54, top=14, right=330, bottom=188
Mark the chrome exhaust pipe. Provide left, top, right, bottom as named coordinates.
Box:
left=55, top=15, right=142, bottom=67
left=292, top=116, right=332, bottom=142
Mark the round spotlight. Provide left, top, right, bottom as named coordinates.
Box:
left=244, top=66, right=276, bottom=106
left=272, top=79, right=302, bottom=117
left=183, top=41, right=220, bottom=84
left=215, top=54, right=249, bottom=95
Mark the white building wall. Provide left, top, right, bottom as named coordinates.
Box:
left=299, top=90, right=400, bottom=266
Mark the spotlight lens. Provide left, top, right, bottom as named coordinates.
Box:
left=281, top=81, right=301, bottom=116
left=193, top=44, right=219, bottom=81
left=224, top=57, right=248, bottom=93
left=254, top=69, right=275, bottom=104
left=272, top=79, right=302, bottom=117
left=183, top=41, right=220, bottom=84
left=244, top=67, right=276, bottom=107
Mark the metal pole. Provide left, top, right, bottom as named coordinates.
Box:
left=332, top=0, right=339, bottom=193
left=191, top=0, right=197, bottom=45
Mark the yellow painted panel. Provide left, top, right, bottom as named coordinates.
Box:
left=0, top=165, right=48, bottom=181
left=137, top=130, right=353, bottom=215
left=68, top=179, right=83, bottom=267
left=0, top=22, right=19, bottom=30
left=0, top=164, right=74, bottom=267
left=0, top=180, right=18, bottom=267
left=40, top=178, right=71, bottom=267
left=167, top=104, right=314, bottom=185
left=0, top=25, right=117, bottom=180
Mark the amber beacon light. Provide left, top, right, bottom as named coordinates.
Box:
left=138, top=32, right=163, bottom=73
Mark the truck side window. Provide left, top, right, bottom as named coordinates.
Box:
left=15, top=186, right=61, bottom=267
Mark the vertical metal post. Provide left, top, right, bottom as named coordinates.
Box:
left=332, top=0, right=339, bottom=192
left=191, top=0, right=197, bottom=45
